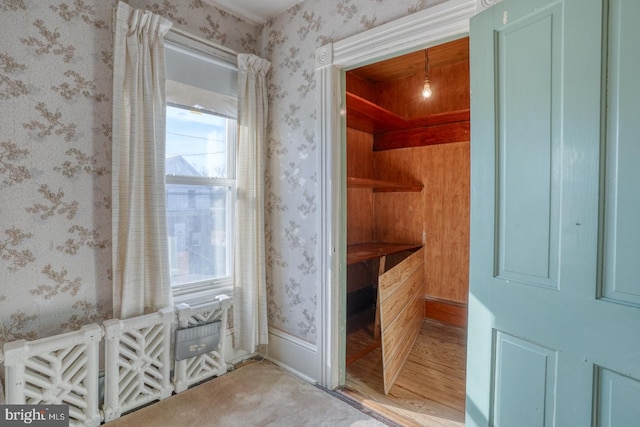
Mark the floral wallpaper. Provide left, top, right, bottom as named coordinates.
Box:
left=0, top=0, right=447, bottom=354
left=0, top=0, right=256, bottom=347
left=0, top=0, right=114, bottom=344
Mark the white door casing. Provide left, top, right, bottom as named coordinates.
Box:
left=314, top=0, right=491, bottom=390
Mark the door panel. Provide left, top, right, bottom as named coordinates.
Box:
left=497, top=4, right=560, bottom=289
left=467, top=0, right=640, bottom=425
left=492, top=332, right=557, bottom=427
left=597, top=368, right=640, bottom=426
left=602, top=0, right=640, bottom=307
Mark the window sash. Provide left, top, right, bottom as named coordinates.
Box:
left=164, top=29, right=237, bottom=298
left=165, top=115, right=236, bottom=294
left=166, top=180, right=235, bottom=292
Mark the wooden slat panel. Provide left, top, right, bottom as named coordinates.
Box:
left=381, top=293, right=423, bottom=394
left=381, top=292, right=421, bottom=360
left=380, top=268, right=424, bottom=329
left=378, top=248, right=426, bottom=394
left=378, top=247, right=424, bottom=296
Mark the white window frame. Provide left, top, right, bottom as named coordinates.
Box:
left=164, top=29, right=238, bottom=304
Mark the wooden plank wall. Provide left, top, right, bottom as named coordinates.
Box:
left=347, top=36, right=470, bottom=309
left=374, top=141, right=470, bottom=304
left=347, top=127, right=375, bottom=246
left=375, top=60, right=470, bottom=120
left=379, top=247, right=425, bottom=394
left=346, top=128, right=376, bottom=295
left=371, top=146, right=424, bottom=245
left=429, top=141, right=470, bottom=304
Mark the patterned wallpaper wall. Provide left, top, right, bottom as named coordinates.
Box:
left=0, top=0, right=445, bottom=350
left=0, top=0, right=257, bottom=346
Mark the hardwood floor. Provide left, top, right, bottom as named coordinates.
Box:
left=341, top=317, right=467, bottom=427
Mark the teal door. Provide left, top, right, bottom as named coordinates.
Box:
left=467, top=0, right=640, bottom=425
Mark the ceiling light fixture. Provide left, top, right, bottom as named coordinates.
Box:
left=422, top=49, right=432, bottom=99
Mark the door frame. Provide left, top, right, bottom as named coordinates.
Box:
left=314, top=0, right=494, bottom=390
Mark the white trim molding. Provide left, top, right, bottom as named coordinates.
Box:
left=265, top=328, right=318, bottom=383
left=478, top=0, right=503, bottom=10
left=315, top=0, right=479, bottom=390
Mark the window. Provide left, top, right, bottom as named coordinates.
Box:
left=164, top=32, right=238, bottom=300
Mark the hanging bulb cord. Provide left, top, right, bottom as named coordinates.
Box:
left=422, top=48, right=432, bottom=99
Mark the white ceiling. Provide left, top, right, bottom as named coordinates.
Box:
left=205, top=0, right=302, bottom=25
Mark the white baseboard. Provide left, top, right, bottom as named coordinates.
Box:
left=265, top=328, right=318, bottom=383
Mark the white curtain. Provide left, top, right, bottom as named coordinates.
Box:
left=234, top=54, right=271, bottom=352
left=111, top=2, right=173, bottom=319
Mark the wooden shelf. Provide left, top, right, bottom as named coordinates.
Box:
left=347, top=242, right=423, bottom=265
left=346, top=91, right=470, bottom=149
left=347, top=176, right=423, bottom=193
left=346, top=92, right=407, bottom=134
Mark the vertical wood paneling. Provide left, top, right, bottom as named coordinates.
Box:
left=347, top=127, right=375, bottom=177
left=371, top=141, right=470, bottom=304
left=347, top=188, right=374, bottom=245
left=347, top=128, right=375, bottom=245
left=347, top=38, right=470, bottom=313
left=424, top=144, right=445, bottom=302
left=372, top=147, right=424, bottom=245
left=441, top=142, right=470, bottom=303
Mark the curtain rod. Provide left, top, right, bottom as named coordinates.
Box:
left=111, top=3, right=239, bottom=58
left=168, top=27, right=238, bottom=58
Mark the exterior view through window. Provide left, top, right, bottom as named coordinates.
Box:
left=165, top=104, right=236, bottom=291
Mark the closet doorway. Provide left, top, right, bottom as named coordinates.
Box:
left=339, top=37, right=470, bottom=427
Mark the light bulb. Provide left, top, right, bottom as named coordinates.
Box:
left=422, top=83, right=432, bottom=99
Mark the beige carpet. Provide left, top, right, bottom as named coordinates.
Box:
left=105, top=360, right=390, bottom=427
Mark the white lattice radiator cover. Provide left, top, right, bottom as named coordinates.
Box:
left=102, top=308, right=174, bottom=422
left=173, top=294, right=232, bottom=393
left=1, top=295, right=233, bottom=423
left=3, top=324, right=104, bottom=427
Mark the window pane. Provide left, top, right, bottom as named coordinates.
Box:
left=166, top=183, right=230, bottom=286
left=166, top=105, right=230, bottom=178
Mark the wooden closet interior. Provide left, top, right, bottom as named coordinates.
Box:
left=342, top=36, right=470, bottom=426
